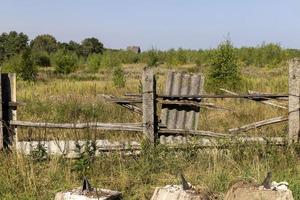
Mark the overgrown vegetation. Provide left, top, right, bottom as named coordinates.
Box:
left=1, top=31, right=300, bottom=80
left=207, top=40, right=241, bottom=92
left=0, top=30, right=300, bottom=199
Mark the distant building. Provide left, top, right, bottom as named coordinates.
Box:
left=127, top=46, right=141, bottom=53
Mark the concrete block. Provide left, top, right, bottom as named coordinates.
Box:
left=150, top=185, right=210, bottom=200
left=224, top=182, right=294, bottom=200
left=55, top=187, right=122, bottom=200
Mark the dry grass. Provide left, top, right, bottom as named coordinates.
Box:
left=0, top=64, right=299, bottom=199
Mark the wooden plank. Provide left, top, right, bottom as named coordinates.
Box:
left=142, top=67, right=157, bottom=143
left=288, top=58, right=300, bottom=143
left=101, top=94, right=142, bottom=115
left=10, top=120, right=143, bottom=132
left=158, top=128, right=230, bottom=138
left=220, top=88, right=287, bottom=109
left=126, top=93, right=288, bottom=99
left=159, top=94, right=288, bottom=100
left=229, top=116, right=288, bottom=133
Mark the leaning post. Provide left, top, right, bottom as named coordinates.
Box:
left=288, top=58, right=300, bottom=143
left=0, top=73, right=17, bottom=150
left=142, top=67, right=157, bottom=144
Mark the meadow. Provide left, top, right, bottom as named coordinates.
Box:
left=0, top=32, right=300, bottom=199
left=0, top=62, right=299, bottom=200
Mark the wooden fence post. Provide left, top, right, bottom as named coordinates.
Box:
left=0, top=73, right=17, bottom=150
left=142, top=67, right=157, bottom=143
left=288, top=58, right=300, bottom=143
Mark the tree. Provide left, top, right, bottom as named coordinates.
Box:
left=18, top=48, right=37, bottom=81
left=58, top=40, right=82, bottom=56
left=30, top=34, right=58, bottom=54
left=53, top=49, right=78, bottom=74
left=81, top=37, right=103, bottom=57
left=0, top=31, right=28, bottom=63
left=208, top=40, right=241, bottom=92
left=32, top=51, right=51, bottom=67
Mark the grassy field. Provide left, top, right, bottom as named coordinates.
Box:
left=0, top=63, right=299, bottom=200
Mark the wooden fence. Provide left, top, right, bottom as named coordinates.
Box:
left=0, top=58, right=300, bottom=155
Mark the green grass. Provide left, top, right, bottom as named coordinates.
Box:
left=0, top=64, right=299, bottom=199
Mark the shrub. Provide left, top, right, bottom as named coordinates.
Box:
left=0, top=54, right=22, bottom=73
left=100, top=52, right=120, bottom=68
left=32, top=51, right=51, bottom=67
left=146, top=49, right=160, bottom=67
left=53, top=49, right=78, bottom=74
left=17, top=48, right=38, bottom=81
left=207, top=40, right=241, bottom=92
left=112, top=66, right=126, bottom=88
left=87, top=53, right=101, bottom=72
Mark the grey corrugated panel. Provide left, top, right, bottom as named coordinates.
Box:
left=176, top=74, right=190, bottom=129
left=167, top=73, right=182, bottom=129
left=160, top=71, right=174, bottom=126
left=159, top=71, right=203, bottom=144
left=185, top=75, right=201, bottom=130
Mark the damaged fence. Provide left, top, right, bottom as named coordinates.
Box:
left=0, top=58, right=300, bottom=156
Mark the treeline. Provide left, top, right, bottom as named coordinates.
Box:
left=1, top=31, right=300, bottom=81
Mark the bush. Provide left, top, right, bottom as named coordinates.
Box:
left=87, top=53, right=101, bottom=72
left=53, top=49, right=78, bottom=74
left=112, top=66, right=126, bottom=88
left=32, top=51, right=51, bottom=67
left=0, top=54, right=22, bottom=73
left=146, top=49, right=160, bottom=67
left=207, top=40, right=241, bottom=92
left=100, top=52, right=120, bottom=68
left=17, top=48, right=38, bottom=81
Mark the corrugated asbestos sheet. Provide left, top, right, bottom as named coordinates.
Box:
left=159, top=71, right=204, bottom=144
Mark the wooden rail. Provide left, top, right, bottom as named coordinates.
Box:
left=229, top=116, right=288, bottom=133
left=10, top=120, right=143, bottom=132
left=126, top=93, right=289, bottom=100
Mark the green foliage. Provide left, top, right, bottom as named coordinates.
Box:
left=17, top=48, right=38, bottom=81
left=117, top=50, right=140, bottom=64
left=30, top=143, right=48, bottom=162
left=30, top=34, right=58, bottom=54
left=100, top=52, right=121, bottom=68
left=72, top=140, right=96, bottom=175
left=81, top=37, right=104, bottom=57
left=146, top=49, right=160, bottom=67
left=0, top=31, right=28, bottom=64
left=1, top=54, right=22, bottom=73
left=207, top=40, right=241, bottom=92
left=112, top=66, right=126, bottom=88
left=53, top=49, right=78, bottom=74
left=86, top=53, right=101, bottom=72
left=32, top=51, right=51, bottom=67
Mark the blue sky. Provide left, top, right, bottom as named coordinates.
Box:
left=0, top=0, right=299, bottom=50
